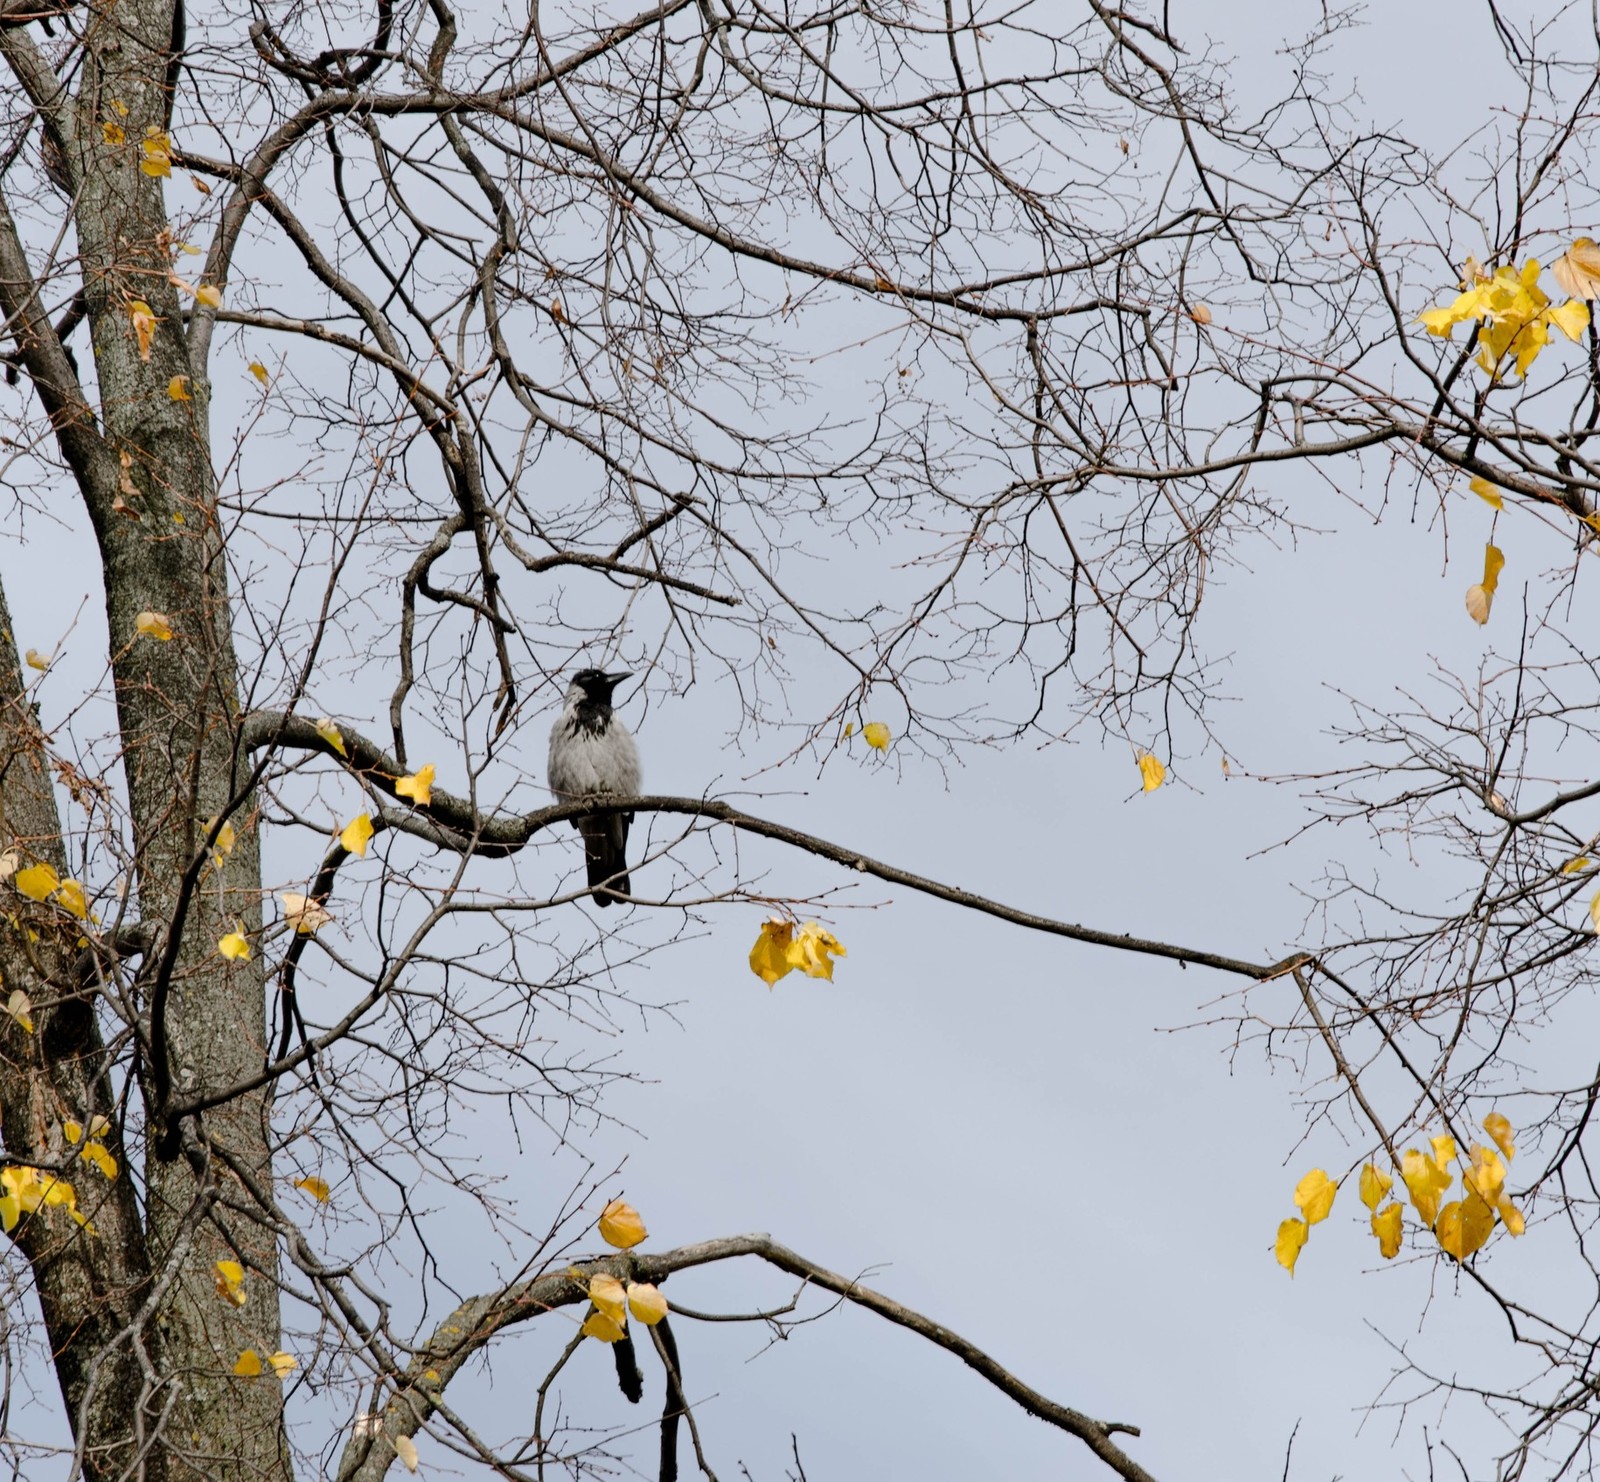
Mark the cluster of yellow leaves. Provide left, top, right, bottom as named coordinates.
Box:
left=233, top=1348, right=296, bottom=1380
left=748, top=918, right=848, bottom=987
left=1465, top=542, right=1506, bottom=626
left=1137, top=753, right=1165, bottom=792
left=63, top=1117, right=118, bottom=1181
left=1420, top=257, right=1589, bottom=381
left=12, top=861, right=90, bottom=921
left=1, top=1165, right=93, bottom=1236
left=1276, top=1113, right=1525, bottom=1276
left=580, top=1199, right=668, bottom=1343
left=1274, top=1169, right=1337, bottom=1276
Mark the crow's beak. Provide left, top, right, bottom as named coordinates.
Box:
left=606, top=671, right=632, bottom=686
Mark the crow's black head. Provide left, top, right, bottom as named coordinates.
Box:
left=569, top=668, right=631, bottom=703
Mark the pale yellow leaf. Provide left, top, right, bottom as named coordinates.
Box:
left=1483, top=1112, right=1516, bottom=1161
left=626, top=1281, right=668, bottom=1325
left=128, top=301, right=158, bottom=361
left=80, top=1142, right=117, bottom=1180
left=598, top=1198, right=647, bottom=1249
left=1137, top=753, right=1165, bottom=792
left=581, top=1311, right=626, bottom=1343
left=56, top=878, right=87, bottom=919
left=1497, top=1195, right=1526, bottom=1236
left=1189, top=302, right=1212, bottom=325
left=134, top=610, right=173, bottom=640
left=1465, top=584, right=1492, bottom=625
left=786, top=921, right=848, bottom=982
left=1562, top=856, right=1592, bottom=874
left=1469, top=476, right=1505, bottom=509
left=62, top=1120, right=82, bottom=1146
left=267, top=1351, right=297, bottom=1379
left=280, top=892, right=332, bottom=935
left=5, top=988, right=33, bottom=1034
left=1551, top=237, right=1600, bottom=300
left=1436, top=1193, right=1495, bottom=1261
left=314, top=717, right=348, bottom=756
left=24, top=648, right=49, bottom=671
left=196, top=284, right=222, bottom=309
left=588, top=1274, right=627, bottom=1326
left=394, top=1434, right=419, bottom=1473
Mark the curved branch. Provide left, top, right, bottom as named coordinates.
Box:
left=335, top=1233, right=1156, bottom=1482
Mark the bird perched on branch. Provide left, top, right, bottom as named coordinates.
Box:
left=547, top=668, right=640, bottom=906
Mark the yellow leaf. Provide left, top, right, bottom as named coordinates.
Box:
left=1465, top=583, right=1492, bottom=625
left=598, top=1198, right=647, bottom=1249
left=295, top=1175, right=331, bottom=1203
left=749, top=918, right=795, bottom=987
left=218, top=924, right=251, bottom=961
left=588, top=1274, right=628, bottom=1326
left=394, top=1434, right=419, bottom=1472
left=1401, top=1147, right=1452, bottom=1226
left=1481, top=544, right=1505, bottom=595
left=1293, top=1169, right=1337, bottom=1225
left=5, top=988, right=33, bottom=1034
left=340, top=813, right=374, bottom=857
left=1551, top=237, right=1600, bottom=300
left=167, top=375, right=191, bottom=402
left=1590, top=889, right=1600, bottom=935
left=1436, top=1193, right=1495, bottom=1261
left=249, top=361, right=269, bottom=385
left=581, top=1311, right=626, bottom=1343
left=1359, top=1163, right=1392, bottom=1212
left=101, top=120, right=125, bottom=146
left=1463, top=1145, right=1506, bottom=1207
left=267, top=1351, right=297, bottom=1379
left=196, top=284, right=222, bottom=309
left=128, top=300, right=158, bottom=360
left=1562, top=856, right=1592, bottom=874
left=787, top=921, right=848, bottom=982
left=56, top=878, right=87, bottom=919
left=1497, top=1195, right=1526, bottom=1236
left=842, top=721, right=855, bottom=738
left=214, top=1259, right=247, bottom=1306
left=394, top=763, right=434, bottom=806
left=233, top=1349, right=263, bottom=1378
left=1274, top=1217, right=1309, bottom=1275
left=626, top=1281, right=668, bottom=1325
left=139, top=128, right=172, bottom=178
left=1469, top=476, right=1505, bottom=509
left=0, top=1195, right=18, bottom=1233
left=134, top=610, right=173, bottom=640
left=1371, top=1202, right=1404, bottom=1259
left=280, top=892, right=332, bottom=935
left=80, top=1142, right=117, bottom=1180
left=191, top=175, right=212, bottom=195
left=24, top=648, right=50, bottom=671
left=863, top=721, right=891, bottom=750
left=1483, top=1112, right=1516, bottom=1160
left=62, top=1120, right=82, bottom=1146
left=14, top=862, right=59, bottom=902
left=1548, top=297, right=1590, bottom=342
left=1189, top=302, right=1212, bottom=325
left=1137, top=753, right=1165, bottom=792
left=1430, top=1135, right=1457, bottom=1173
left=314, top=717, right=348, bottom=756
left=110, top=99, right=128, bottom=117
left=209, top=819, right=237, bottom=867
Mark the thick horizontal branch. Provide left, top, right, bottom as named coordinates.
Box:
left=336, top=1233, right=1156, bottom=1482
left=241, top=710, right=1285, bottom=978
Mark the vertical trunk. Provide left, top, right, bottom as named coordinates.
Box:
left=0, top=0, right=291, bottom=1475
